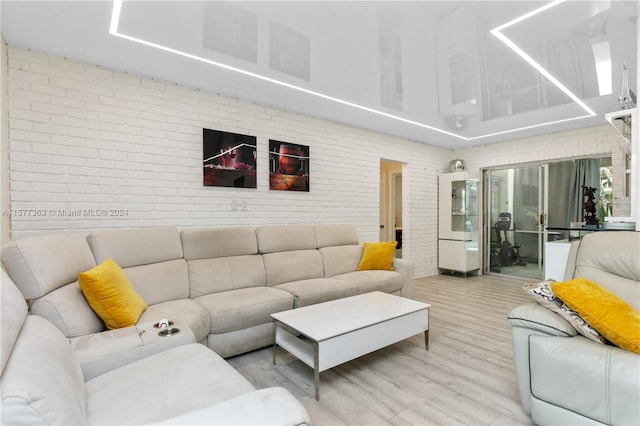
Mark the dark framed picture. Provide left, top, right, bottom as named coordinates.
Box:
left=203, top=129, right=256, bottom=188
left=269, top=140, right=309, bottom=191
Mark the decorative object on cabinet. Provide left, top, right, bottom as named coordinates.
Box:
left=582, top=185, right=599, bottom=229
left=438, top=171, right=479, bottom=274
left=448, top=159, right=465, bottom=172
left=614, top=64, right=636, bottom=111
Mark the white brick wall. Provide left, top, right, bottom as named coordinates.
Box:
left=6, top=47, right=450, bottom=277
left=5, top=47, right=625, bottom=278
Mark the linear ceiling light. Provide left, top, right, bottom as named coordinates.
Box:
left=109, top=0, right=596, bottom=143
left=490, top=0, right=596, bottom=117
left=108, top=0, right=465, bottom=141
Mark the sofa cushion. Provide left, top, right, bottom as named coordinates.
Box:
left=275, top=278, right=359, bottom=308
left=85, top=344, right=255, bottom=425
left=78, top=258, right=148, bottom=330
left=357, top=241, right=397, bottom=271
left=319, top=245, right=362, bottom=277
left=181, top=226, right=258, bottom=260
left=123, top=259, right=190, bottom=305
left=1, top=233, right=96, bottom=299
left=187, top=255, right=266, bottom=298
left=333, top=270, right=403, bottom=295
left=552, top=278, right=640, bottom=354
left=256, top=225, right=317, bottom=253
left=31, top=281, right=105, bottom=338
left=1, top=315, right=88, bottom=425
left=313, top=224, right=359, bottom=248
left=88, top=227, right=190, bottom=305
left=158, top=387, right=310, bottom=426
left=195, top=287, right=293, bottom=334
left=522, top=280, right=604, bottom=344
left=262, top=250, right=324, bottom=286
left=139, top=299, right=210, bottom=343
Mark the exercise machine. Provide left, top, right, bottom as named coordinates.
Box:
left=491, top=212, right=527, bottom=270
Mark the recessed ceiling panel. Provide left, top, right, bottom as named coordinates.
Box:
left=1, top=0, right=637, bottom=148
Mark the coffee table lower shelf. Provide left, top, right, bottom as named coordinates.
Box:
left=272, top=308, right=428, bottom=401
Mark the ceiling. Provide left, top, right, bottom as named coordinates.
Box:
left=1, top=1, right=638, bottom=149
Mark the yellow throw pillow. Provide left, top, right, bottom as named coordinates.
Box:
left=357, top=241, right=397, bottom=271
left=78, top=258, right=147, bottom=330
left=551, top=278, right=640, bottom=354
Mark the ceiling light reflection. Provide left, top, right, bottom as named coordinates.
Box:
left=109, top=0, right=597, bottom=144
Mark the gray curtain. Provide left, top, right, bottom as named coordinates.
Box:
left=548, top=159, right=600, bottom=227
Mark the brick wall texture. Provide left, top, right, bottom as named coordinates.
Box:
left=5, top=47, right=624, bottom=277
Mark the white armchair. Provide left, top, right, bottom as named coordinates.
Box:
left=507, top=231, right=640, bottom=425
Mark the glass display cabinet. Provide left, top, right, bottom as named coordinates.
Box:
left=438, top=171, right=479, bottom=273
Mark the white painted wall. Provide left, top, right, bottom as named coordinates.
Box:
left=5, top=47, right=449, bottom=277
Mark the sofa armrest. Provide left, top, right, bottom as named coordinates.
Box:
left=507, top=302, right=577, bottom=337
left=507, top=302, right=577, bottom=414
left=158, top=387, right=310, bottom=425
left=70, top=321, right=195, bottom=380
left=393, top=258, right=415, bottom=298
left=530, top=335, right=640, bottom=426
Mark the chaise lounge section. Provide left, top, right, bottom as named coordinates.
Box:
left=0, top=267, right=310, bottom=425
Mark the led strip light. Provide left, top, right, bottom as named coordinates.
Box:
left=109, top=0, right=596, bottom=143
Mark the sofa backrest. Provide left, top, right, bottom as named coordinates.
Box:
left=570, top=231, right=640, bottom=310
left=313, top=224, right=363, bottom=277
left=313, top=224, right=359, bottom=248
left=1, top=233, right=103, bottom=337
left=88, top=226, right=189, bottom=305
left=181, top=226, right=266, bottom=298
left=1, top=268, right=88, bottom=425
left=1, top=233, right=96, bottom=300
left=257, top=225, right=324, bottom=286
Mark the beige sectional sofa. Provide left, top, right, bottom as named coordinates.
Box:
left=507, top=231, right=639, bottom=425
left=2, top=223, right=413, bottom=363
left=1, top=223, right=413, bottom=425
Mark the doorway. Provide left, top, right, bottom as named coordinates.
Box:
left=380, top=160, right=403, bottom=257
left=484, top=165, right=546, bottom=280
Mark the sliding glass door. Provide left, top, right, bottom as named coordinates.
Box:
left=484, top=157, right=611, bottom=280
left=485, top=165, right=546, bottom=280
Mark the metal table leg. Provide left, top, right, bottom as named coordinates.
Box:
left=313, top=340, right=320, bottom=401
left=272, top=321, right=278, bottom=365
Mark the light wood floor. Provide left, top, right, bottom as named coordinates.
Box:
left=227, top=273, right=535, bottom=426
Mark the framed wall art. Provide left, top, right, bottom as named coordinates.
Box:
left=203, top=129, right=257, bottom=188
left=269, top=140, right=309, bottom=191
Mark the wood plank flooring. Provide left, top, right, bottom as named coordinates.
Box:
left=227, top=273, right=535, bottom=425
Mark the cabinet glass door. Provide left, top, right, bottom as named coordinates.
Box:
left=451, top=179, right=478, bottom=233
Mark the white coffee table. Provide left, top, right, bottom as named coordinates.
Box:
left=271, top=291, right=430, bottom=400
